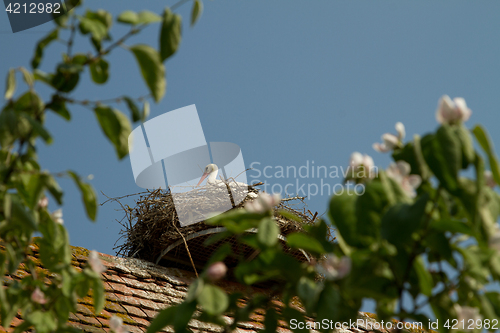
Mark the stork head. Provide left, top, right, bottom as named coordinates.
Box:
left=197, top=164, right=219, bottom=186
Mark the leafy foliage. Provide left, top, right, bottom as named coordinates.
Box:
left=2, top=1, right=500, bottom=332
left=0, top=0, right=201, bottom=331
left=144, top=102, right=500, bottom=333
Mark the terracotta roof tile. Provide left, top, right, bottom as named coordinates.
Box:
left=129, top=316, right=151, bottom=328
left=1, top=244, right=389, bottom=333
left=121, top=304, right=148, bottom=319
left=139, top=308, right=159, bottom=320
left=77, top=314, right=104, bottom=328
left=123, top=324, right=144, bottom=333
left=103, top=299, right=128, bottom=314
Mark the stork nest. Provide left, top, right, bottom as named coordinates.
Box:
left=110, top=183, right=323, bottom=265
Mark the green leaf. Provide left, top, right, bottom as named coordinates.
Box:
left=160, top=8, right=182, bottom=62
left=315, top=283, right=341, bottom=324
left=287, top=233, right=325, bottom=254
left=423, top=126, right=461, bottom=193
left=296, top=277, right=322, bottom=313
left=473, top=125, right=500, bottom=186
left=72, top=53, right=89, bottom=66
left=197, top=284, right=229, bottom=316
left=146, top=306, right=177, bottom=333
left=185, top=278, right=204, bottom=302
left=24, top=115, right=52, bottom=144
left=142, top=100, right=150, bottom=122
left=173, top=301, right=197, bottom=332
left=257, top=218, right=279, bottom=247
left=277, top=209, right=302, bottom=222
left=303, top=219, right=335, bottom=253
left=5, top=69, right=16, bottom=99
left=13, top=91, right=44, bottom=114
left=430, top=219, right=474, bottom=236
left=381, top=193, right=429, bottom=247
left=89, top=9, right=113, bottom=29
left=79, top=16, right=107, bottom=41
left=426, top=232, right=453, bottom=262
left=21, top=172, right=46, bottom=209
left=4, top=193, right=38, bottom=232
left=89, top=58, right=109, bottom=84
left=262, top=308, right=278, bottom=333
left=454, top=124, right=475, bottom=168
left=92, top=278, right=105, bottom=313
left=412, top=134, right=431, bottom=180
left=31, top=29, right=59, bottom=69
left=51, top=64, right=82, bottom=93
left=355, top=180, right=393, bottom=242
left=43, top=176, right=62, bottom=207
left=94, top=106, right=132, bottom=159
left=191, top=0, right=203, bottom=27
left=68, top=171, right=98, bottom=221
left=73, top=273, right=91, bottom=298
left=130, top=45, right=166, bottom=102
left=26, top=310, right=57, bottom=333
left=137, top=11, right=162, bottom=24
left=19, top=67, right=34, bottom=88
left=46, top=95, right=71, bottom=121
left=123, top=97, right=141, bottom=122
left=413, top=255, right=432, bottom=296
left=117, top=11, right=139, bottom=25
left=329, top=192, right=359, bottom=247
left=283, top=307, right=308, bottom=333
left=33, top=69, right=54, bottom=86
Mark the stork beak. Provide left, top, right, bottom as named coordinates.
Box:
left=197, top=172, right=208, bottom=186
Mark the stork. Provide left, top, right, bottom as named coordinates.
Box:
left=197, top=164, right=258, bottom=198
left=197, top=164, right=222, bottom=186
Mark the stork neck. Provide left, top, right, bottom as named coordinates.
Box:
left=207, top=170, right=218, bottom=184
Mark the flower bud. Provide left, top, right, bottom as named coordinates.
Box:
left=38, top=196, right=49, bottom=209
left=436, top=95, right=471, bottom=124
left=206, top=261, right=227, bottom=281
left=31, top=287, right=47, bottom=304
left=88, top=250, right=106, bottom=274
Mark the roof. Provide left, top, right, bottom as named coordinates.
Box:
left=1, top=244, right=386, bottom=333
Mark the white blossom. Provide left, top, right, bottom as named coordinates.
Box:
left=454, top=305, right=481, bottom=332
left=485, top=170, right=496, bottom=189
left=110, top=315, right=128, bottom=333
left=373, top=122, right=405, bottom=153
left=206, top=261, right=227, bottom=281
left=316, top=254, right=351, bottom=280
left=386, top=161, right=421, bottom=198
left=436, top=95, right=472, bottom=125
left=51, top=209, right=63, bottom=225
left=88, top=250, right=106, bottom=274
left=489, top=224, right=500, bottom=252
left=245, top=192, right=281, bottom=213
left=347, top=152, right=376, bottom=180
left=31, top=287, right=47, bottom=304
left=38, top=196, right=49, bottom=209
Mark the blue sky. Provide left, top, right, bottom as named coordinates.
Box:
left=1, top=0, right=500, bottom=263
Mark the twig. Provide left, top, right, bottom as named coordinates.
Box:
left=173, top=217, right=199, bottom=278
left=86, top=25, right=147, bottom=64
left=281, top=196, right=306, bottom=202
left=59, top=94, right=150, bottom=109
left=67, top=16, right=77, bottom=57
left=100, top=190, right=150, bottom=206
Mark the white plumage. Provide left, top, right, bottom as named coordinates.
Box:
left=197, top=164, right=258, bottom=198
